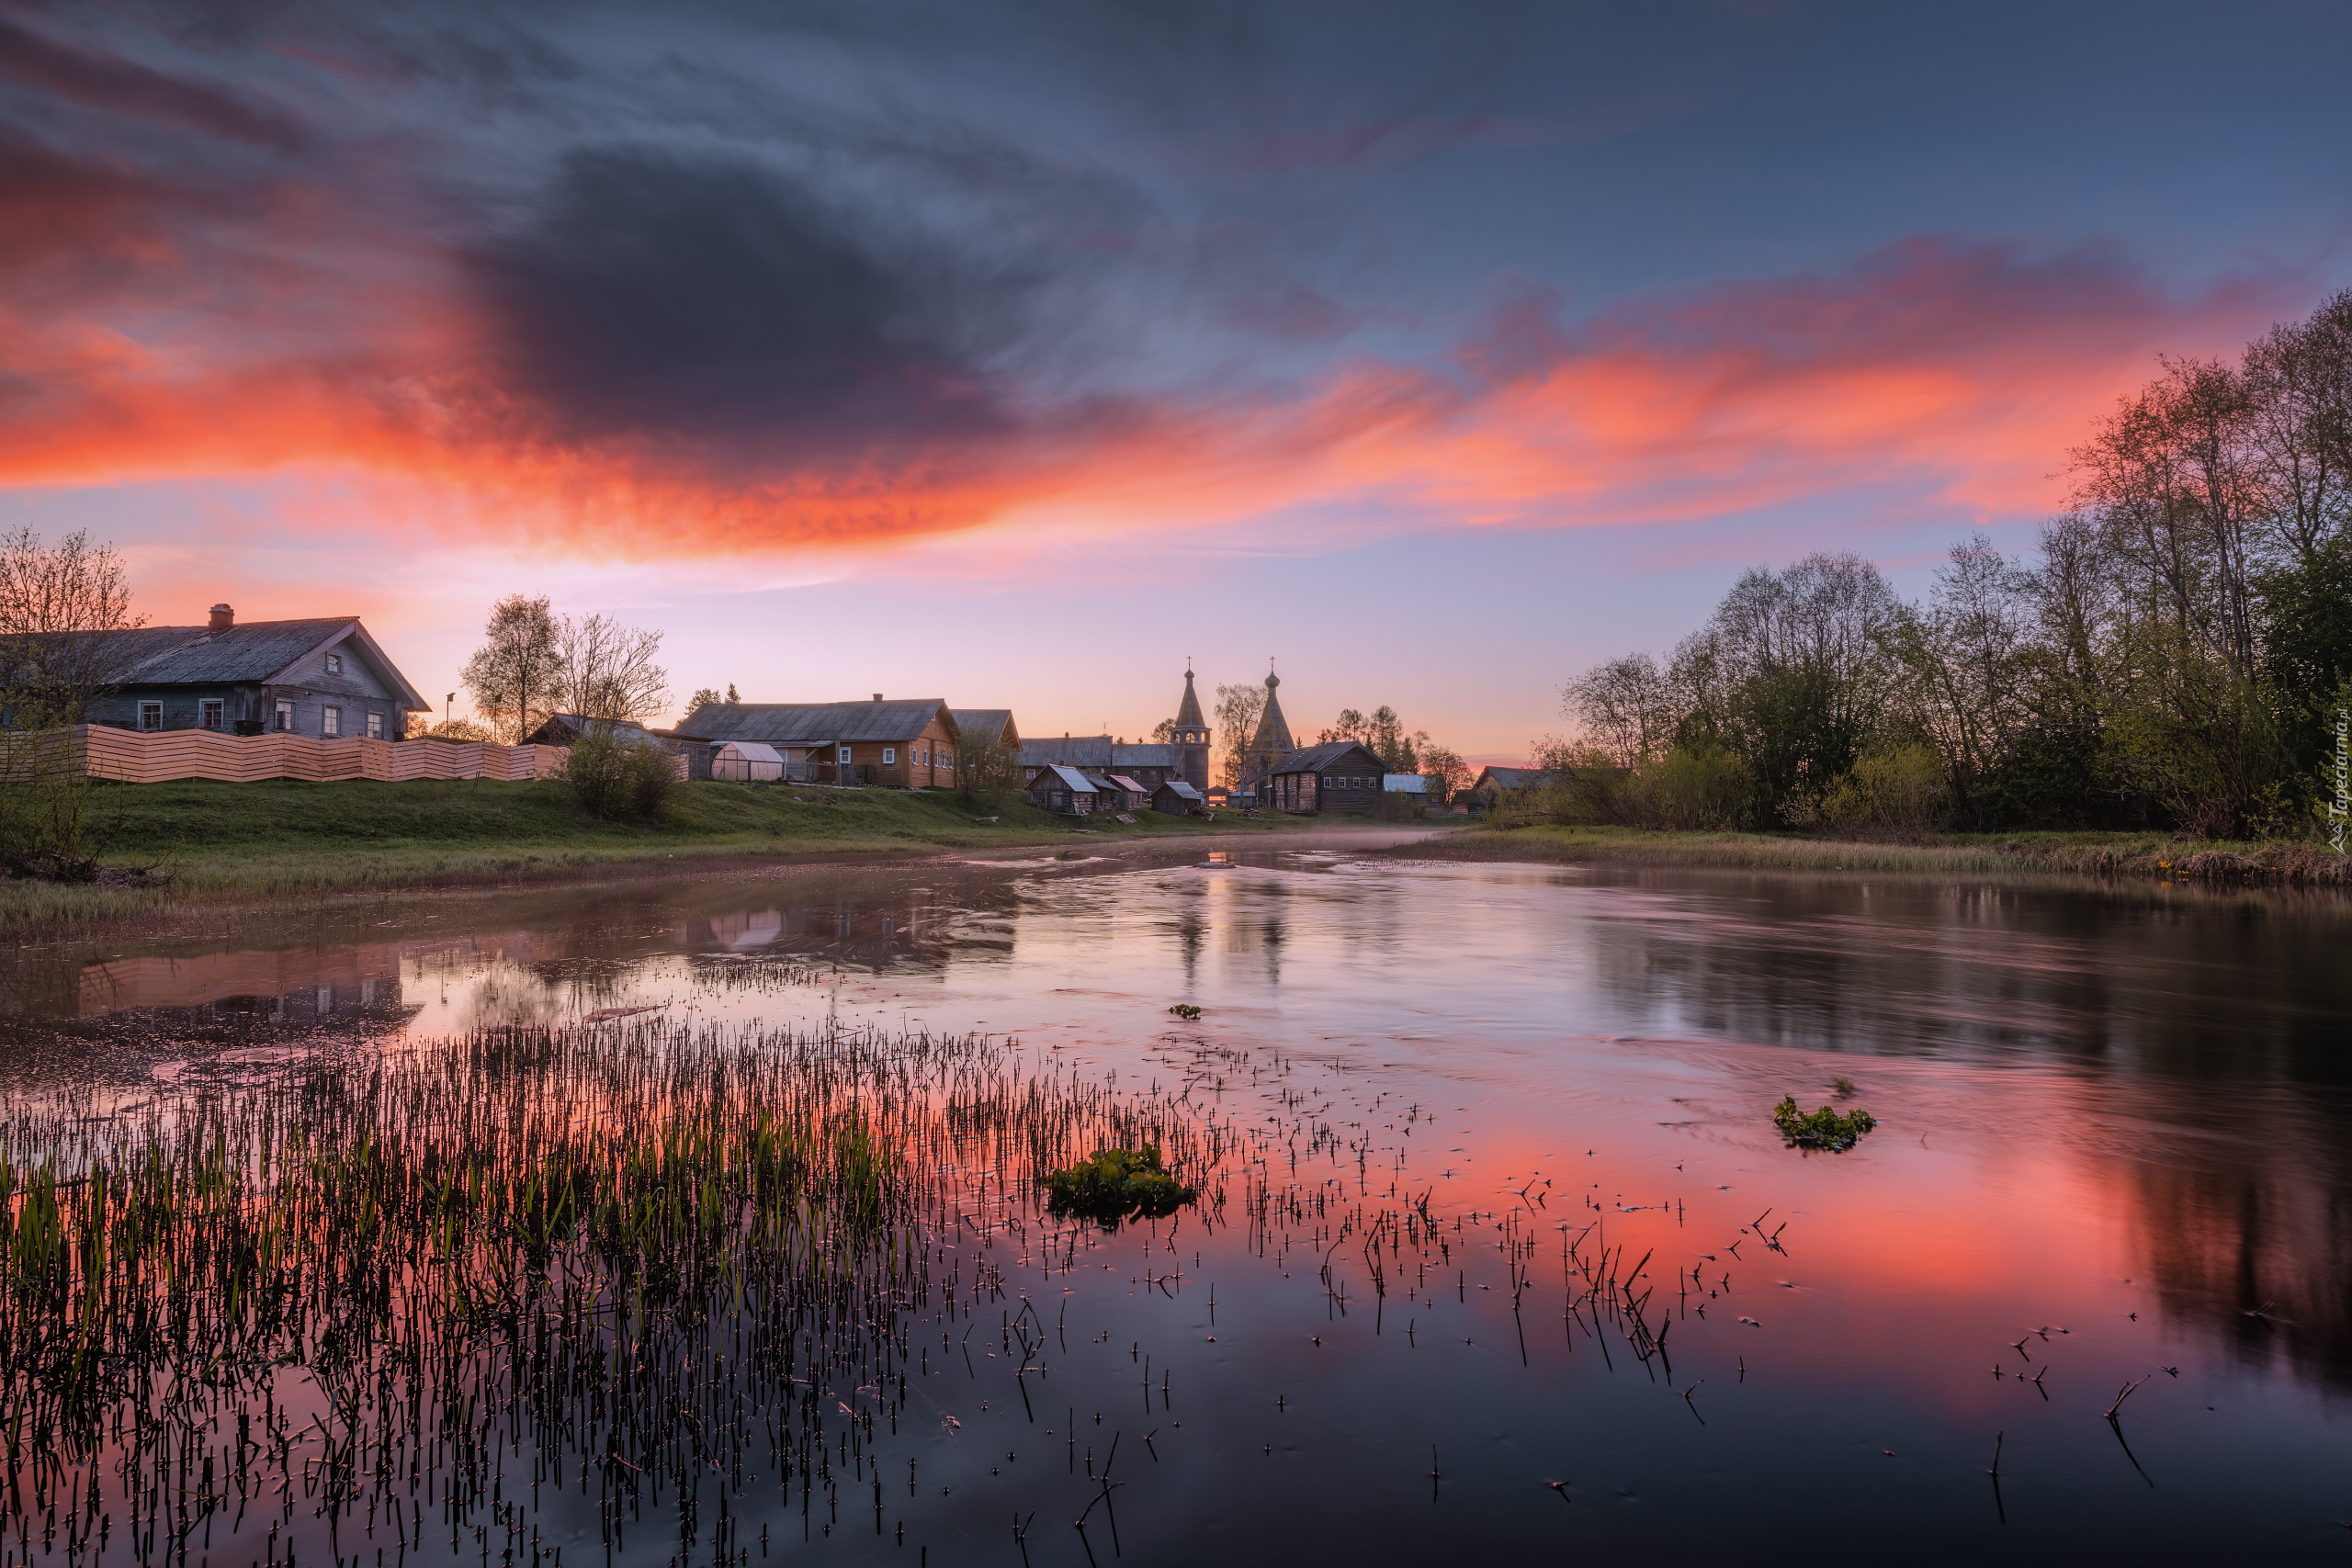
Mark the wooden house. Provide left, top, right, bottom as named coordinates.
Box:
left=1264, top=740, right=1387, bottom=816
left=1152, top=780, right=1205, bottom=816
left=1464, top=765, right=1553, bottom=810
left=672, top=696, right=958, bottom=786
left=1029, top=763, right=1099, bottom=815
left=76, top=605, right=426, bottom=740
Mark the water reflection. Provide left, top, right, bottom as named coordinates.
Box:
left=5, top=847, right=2349, bottom=1555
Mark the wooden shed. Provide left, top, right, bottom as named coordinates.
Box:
left=1029, top=763, right=1099, bottom=815
left=1152, top=780, right=1205, bottom=816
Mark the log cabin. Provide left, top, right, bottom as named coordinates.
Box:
left=1264, top=740, right=1388, bottom=815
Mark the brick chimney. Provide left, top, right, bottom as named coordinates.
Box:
left=208, top=604, right=233, bottom=631
left=873, top=693, right=883, bottom=702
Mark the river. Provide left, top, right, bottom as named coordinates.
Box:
left=4, top=840, right=2347, bottom=1563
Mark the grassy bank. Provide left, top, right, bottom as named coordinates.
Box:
left=2, top=777, right=1269, bottom=938
left=1400, top=824, right=2351, bottom=886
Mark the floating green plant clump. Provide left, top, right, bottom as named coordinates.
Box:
left=1773, top=1095, right=1879, bottom=1151
left=1040, top=1144, right=1198, bottom=1224
left=1169, top=1003, right=1203, bottom=1019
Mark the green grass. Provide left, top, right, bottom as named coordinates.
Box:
left=2, top=777, right=1274, bottom=938
left=1404, top=823, right=2350, bottom=886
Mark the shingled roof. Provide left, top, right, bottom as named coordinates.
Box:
left=1016, top=736, right=1176, bottom=770
left=94, top=617, right=426, bottom=710
left=673, top=699, right=951, bottom=745
left=1269, top=740, right=1385, bottom=775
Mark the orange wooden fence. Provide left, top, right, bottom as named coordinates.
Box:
left=68, top=726, right=570, bottom=784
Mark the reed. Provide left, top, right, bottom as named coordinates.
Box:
left=0, top=1012, right=1229, bottom=1567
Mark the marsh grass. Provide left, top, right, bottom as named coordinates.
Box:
left=0, top=1013, right=1230, bottom=1566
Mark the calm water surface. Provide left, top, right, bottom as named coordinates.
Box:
left=7, top=843, right=2350, bottom=1563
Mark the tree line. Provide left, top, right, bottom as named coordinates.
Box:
left=1554, top=289, right=2352, bottom=840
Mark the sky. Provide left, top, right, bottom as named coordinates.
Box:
left=5, top=0, right=2350, bottom=762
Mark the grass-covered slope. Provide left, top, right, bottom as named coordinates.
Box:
left=1402, top=824, right=2350, bottom=886
left=3, top=778, right=1261, bottom=935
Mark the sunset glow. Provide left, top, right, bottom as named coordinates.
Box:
left=4, top=3, right=2346, bottom=751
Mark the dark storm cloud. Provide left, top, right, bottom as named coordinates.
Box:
left=0, top=13, right=300, bottom=150
left=467, top=145, right=1028, bottom=457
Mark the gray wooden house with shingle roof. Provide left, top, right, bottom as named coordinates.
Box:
left=85, top=605, right=427, bottom=740
left=672, top=697, right=959, bottom=786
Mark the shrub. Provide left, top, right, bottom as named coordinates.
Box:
left=1815, top=742, right=1946, bottom=838
left=1039, top=1145, right=1197, bottom=1225
left=624, top=736, right=677, bottom=818
left=561, top=721, right=674, bottom=820
left=1771, top=1095, right=1878, bottom=1152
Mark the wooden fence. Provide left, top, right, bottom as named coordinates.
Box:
left=70, top=726, right=570, bottom=784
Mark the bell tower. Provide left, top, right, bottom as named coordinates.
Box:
left=1170, top=663, right=1210, bottom=791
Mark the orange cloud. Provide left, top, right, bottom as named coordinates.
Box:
left=0, top=213, right=2305, bottom=558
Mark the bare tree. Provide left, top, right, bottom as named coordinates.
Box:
left=0, top=529, right=146, bottom=877
left=552, top=613, right=669, bottom=721
left=2241, top=288, right=2352, bottom=568
left=2071, top=356, right=2266, bottom=680
left=1213, top=682, right=1265, bottom=788
left=1562, top=651, right=1679, bottom=766
left=0, top=528, right=148, bottom=728
left=1898, top=535, right=2037, bottom=821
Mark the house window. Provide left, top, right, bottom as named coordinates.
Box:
left=366, top=712, right=383, bottom=739
left=322, top=706, right=341, bottom=737
left=324, top=653, right=343, bottom=675
left=275, top=700, right=294, bottom=732
left=838, top=746, right=852, bottom=764
left=200, top=699, right=224, bottom=730
left=138, top=701, right=162, bottom=731
left=882, top=748, right=896, bottom=764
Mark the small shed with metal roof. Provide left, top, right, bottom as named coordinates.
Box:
left=1029, top=764, right=1099, bottom=815
left=1152, top=779, right=1205, bottom=816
